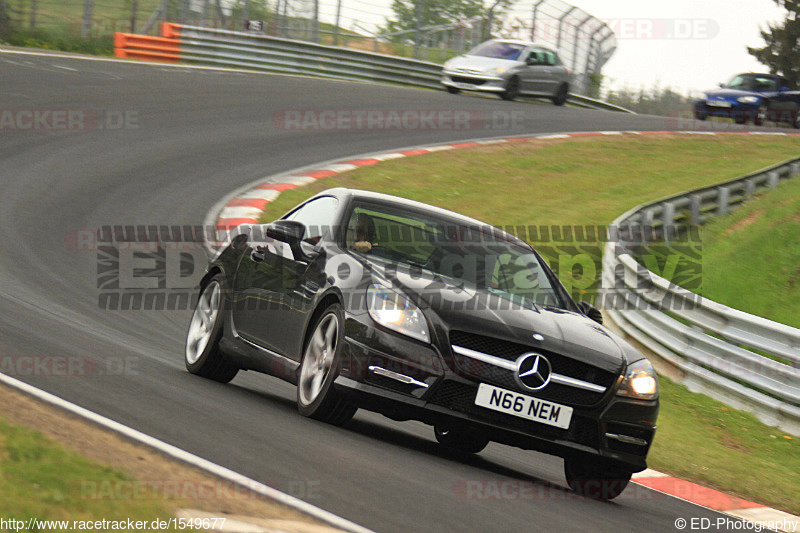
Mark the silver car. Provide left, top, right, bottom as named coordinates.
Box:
left=441, top=39, right=570, bottom=105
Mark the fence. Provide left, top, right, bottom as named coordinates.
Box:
left=602, top=157, right=800, bottom=435
left=4, top=0, right=616, bottom=95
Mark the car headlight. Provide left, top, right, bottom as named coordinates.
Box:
left=366, top=284, right=430, bottom=343
left=616, top=359, right=658, bottom=400
left=486, top=67, right=506, bottom=75
left=737, top=96, right=759, bottom=104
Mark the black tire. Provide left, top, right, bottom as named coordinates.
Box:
left=297, top=303, right=357, bottom=426
left=694, top=110, right=707, bottom=121
left=446, top=85, right=461, bottom=95
left=552, top=83, right=568, bottom=106
left=434, top=424, right=490, bottom=454
left=564, top=457, right=632, bottom=500
left=500, top=76, right=520, bottom=101
left=734, top=115, right=747, bottom=125
left=184, top=275, right=239, bottom=383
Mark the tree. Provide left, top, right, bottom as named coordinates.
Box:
left=0, top=1, right=12, bottom=40
left=748, top=0, right=800, bottom=88
left=385, top=0, right=499, bottom=34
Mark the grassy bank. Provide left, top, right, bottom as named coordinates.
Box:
left=256, top=134, right=800, bottom=513
left=258, top=135, right=800, bottom=227
left=0, top=383, right=323, bottom=529
left=1, top=0, right=165, bottom=54
left=690, top=176, right=800, bottom=329
left=0, top=416, right=179, bottom=528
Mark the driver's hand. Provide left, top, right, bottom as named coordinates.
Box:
left=354, top=241, right=372, bottom=253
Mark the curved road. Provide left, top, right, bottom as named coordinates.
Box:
left=0, top=51, right=752, bottom=532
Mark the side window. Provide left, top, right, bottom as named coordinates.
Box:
left=285, top=196, right=339, bottom=244
left=544, top=51, right=558, bottom=66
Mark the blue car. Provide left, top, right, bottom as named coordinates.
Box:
left=694, top=73, right=799, bottom=128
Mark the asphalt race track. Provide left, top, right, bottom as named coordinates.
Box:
left=0, top=51, right=756, bottom=532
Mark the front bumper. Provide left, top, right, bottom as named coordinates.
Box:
left=339, top=313, right=658, bottom=471
left=694, top=100, right=758, bottom=120
left=441, top=70, right=506, bottom=93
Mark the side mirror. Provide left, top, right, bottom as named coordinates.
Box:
left=267, top=220, right=306, bottom=260
left=526, top=56, right=539, bottom=65
left=576, top=301, right=603, bottom=324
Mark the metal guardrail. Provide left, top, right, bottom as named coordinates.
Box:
left=114, top=23, right=630, bottom=111
left=167, top=24, right=444, bottom=89
left=602, top=156, right=800, bottom=435
left=566, top=94, right=634, bottom=113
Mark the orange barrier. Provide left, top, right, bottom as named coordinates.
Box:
left=161, top=22, right=182, bottom=39
left=114, top=27, right=181, bottom=63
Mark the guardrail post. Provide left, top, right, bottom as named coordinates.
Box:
left=643, top=209, right=655, bottom=235
left=745, top=178, right=756, bottom=199
left=767, top=171, right=780, bottom=188
left=689, top=194, right=702, bottom=225
left=716, top=186, right=730, bottom=216
left=662, top=202, right=676, bottom=242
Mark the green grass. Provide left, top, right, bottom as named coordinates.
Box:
left=6, top=0, right=163, bottom=35
left=652, top=378, right=799, bottom=514
left=256, top=134, right=800, bottom=513
left=258, top=135, right=800, bottom=228
left=691, top=176, right=800, bottom=329
left=2, top=0, right=165, bottom=53
left=0, top=417, right=179, bottom=528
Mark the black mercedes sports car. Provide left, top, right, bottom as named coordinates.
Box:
left=185, top=188, right=659, bottom=500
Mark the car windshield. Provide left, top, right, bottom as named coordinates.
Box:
left=467, top=41, right=525, bottom=61
left=725, top=74, right=779, bottom=92
left=345, top=202, right=566, bottom=309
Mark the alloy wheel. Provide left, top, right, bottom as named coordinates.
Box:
left=185, top=281, right=221, bottom=365
left=299, top=313, right=338, bottom=406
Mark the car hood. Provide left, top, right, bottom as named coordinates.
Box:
left=703, top=88, right=766, bottom=100
left=361, top=258, right=627, bottom=373
left=445, top=55, right=521, bottom=72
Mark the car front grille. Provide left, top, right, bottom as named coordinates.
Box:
left=448, top=330, right=619, bottom=406
left=428, top=380, right=600, bottom=449
left=450, top=76, right=487, bottom=86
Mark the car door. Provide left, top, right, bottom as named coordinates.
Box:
left=519, top=48, right=547, bottom=94
left=231, top=196, right=339, bottom=359
left=539, top=49, right=562, bottom=96
left=767, top=77, right=796, bottom=124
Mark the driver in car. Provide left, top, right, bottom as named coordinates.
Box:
left=353, top=212, right=377, bottom=253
